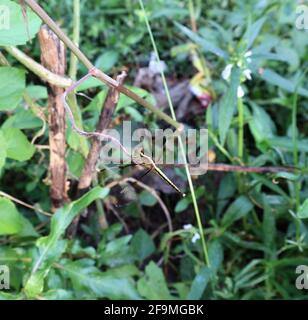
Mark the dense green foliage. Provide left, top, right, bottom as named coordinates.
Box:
left=0, top=0, right=308, bottom=300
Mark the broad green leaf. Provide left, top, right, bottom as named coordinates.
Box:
left=1, top=127, right=35, bottom=161
left=139, top=190, right=157, bottom=206
left=222, top=195, right=254, bottom=228
left=298, top=199, right=308, bottom=219
left=219, top=66, right=241, bottom=145
left=1, top=109, right=42, bottom=130
left=137, top=261, right=174, bottom=300
left=0, top=197, right=22, bottom=235
left=95, top=50, right=119, bottom=72
left=175, top=197, right=189, bottom=213
left=0, top=0, right=41, bottom=45
left=0, top=131, right=7, bottom=171
left=259, top=69, right=308, bottom=98
left=0, top=67, right=25, bottom=111
left=24, top=187, right=109, bottom=298
left=60, top=259, right=141, bottom=300
left=18, top=215, right=39, bottom=237
left=67, top=150, right=85, bottom=178
left=98, top=235, right=136, bottom=267
left=131, top=229, right=155, bottom=261
left=248, top=103, right=276, bottom=144
left=25, top=85, right=48, bottom=100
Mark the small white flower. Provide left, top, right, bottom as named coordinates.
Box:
left=183, top=224, right=193, bottom=230
left=149, top=52, right=166, bottom=75
left=243, top=68, right=252, bottom=80
left=244, top=51, right=252, bottom=64
left=191, top=233, right=201, bottom=243
left=237, top=85, right=245, bottom=98
left=222, top=64, right=233, bottom=81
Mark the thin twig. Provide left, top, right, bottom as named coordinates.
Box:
left=39, top=25, right=69, bottom=210
left=0, top=191, right=52, bottom=217
left=62, top=69, right=132, bottom=158
left=24, top=0, right=181, bottom=129
left=4, top=46, right=72, bottom=87
left=124, top=178, right=173, bottom=233
left=78, top=71, right=127, bottom=190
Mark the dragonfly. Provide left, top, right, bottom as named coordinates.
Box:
left=98, top=146, right=186, bottom=207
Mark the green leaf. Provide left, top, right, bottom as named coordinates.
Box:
left=0, top=0, right=41, bottom=45
left=222, top=195, right=254, bottom=228
left=262, top=195, right=276, bottom=258
left=243, top=17, right=266, bottom=49
left=259, top=69, right=308, bottom=98
left=267, top=136, right=308, bottom=153
left=0, top=131, right=7, bottom=171
left=0, top=67, right=25, bottom=111
left=219, top=66, right=241, bottom=145
left=1, top=109, right=42, bottom=130
left=0, top=198, right=22, bottom=235
left=131, top=229, right=155, bottom=261
left=248, top=103, right=276, bottom=144
left=187, top=266, right=211, bottom=300
left=98, top=235, right=136, bottom=267
left=139, top=190, right=157, bottom=206
left=298, top=199, right=308, bottom=219
left=95, top=50, right=119, bottom=72
left=25, top=85, right=48, bottom=100
left=124, top=106, right=143, bottom=122
left=175, top=197, right=190, bottom=213
left=60, top=259, right=141, bottom=300
left=175, top=22, right=229, bottom=59
left=137, top=261, right=174, bottom=300
left=1, top=127, right=35, bottom=161
left=187, top=240, right=223, bottom=299
left=24, top=187, right=109, bottom=298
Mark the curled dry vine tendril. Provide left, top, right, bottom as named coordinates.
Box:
left=62, top=67, right=132, bottom=159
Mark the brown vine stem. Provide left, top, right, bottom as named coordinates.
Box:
left=24, top=0, right=180, bottom=129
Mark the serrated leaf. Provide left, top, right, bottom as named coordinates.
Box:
left=0, top=67, right=25, bottom=111
left=1, top=127, right=35, bottom=161
left=0, top=0, right=41, bottom=45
